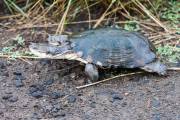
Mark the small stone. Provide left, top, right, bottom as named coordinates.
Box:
left=29, top=84, right=45, bottom=91
left=28, top=84, right=45, bottom=98
left=52, top=112, right=66, bottom=118
left=50, top=92, right=60, bottom=99
left=50, top=92, right=61, bottom=99
left=13, top=71, right=22, bottom=76
left=124, top=92, right=129, bottom=96
left=28, top=86, right=38, bottom=94
left=8, top=96, right=18, bottom=102
left=31, top=91, right=43, bottom=98
left=67, top=95, right=76, bottom=103
left=2, top=95, right=12, bottom=100
left=15, top=79, right=24, bottom=87
left=44, top=79, right=54, bottom=85
left=111, top=92, right=123, bottom=102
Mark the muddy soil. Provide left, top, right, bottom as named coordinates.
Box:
left=0, top=29, right=180, bottom=120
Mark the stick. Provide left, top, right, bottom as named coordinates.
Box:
left=76, top=72, right=143, bottom=89
left=76, top=67, right=180, bottom=89
left=167, top=67, right=180, bottom=71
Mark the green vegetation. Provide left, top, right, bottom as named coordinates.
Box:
left=160, top=1, right=180, bottom=32
left=157, top=45, right=180, bottom=63
left=1, top=35, right=34, bottom=60
left=124, top=21, right=140, bottom=31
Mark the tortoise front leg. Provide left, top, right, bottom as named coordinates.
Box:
left=85, top=64, right=99, bottom=82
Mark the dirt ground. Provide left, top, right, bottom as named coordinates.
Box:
left=0, top=29, right=180, bottom=120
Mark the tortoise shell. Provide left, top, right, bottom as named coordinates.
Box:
left=71, top=28, right=156, bottom=68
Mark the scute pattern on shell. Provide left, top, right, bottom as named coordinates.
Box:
left=71, top=28, right=156, bottom=68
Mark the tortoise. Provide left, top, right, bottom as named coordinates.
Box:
left=29, top=28, right=167, bottom=81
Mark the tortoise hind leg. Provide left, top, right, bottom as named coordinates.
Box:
left=140, top=60, right=167, bottom=75
left=85, top=64, right=99, bottom=82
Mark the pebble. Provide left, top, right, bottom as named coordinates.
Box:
left=2, top=95, right=18, bottom=102
left=30, top=90, right=44, bottom=98
left=52, top=112, right=66, bottom=118
left=28, top=84, right=46, bottom=98
left=111, top=92, right=123, bottom=102
left=29, top=84, right=45, bottom=92
left=50, top=92, right=65, bottom=99
left=13, top=71, right=22, bottom=76
left=2, top=95, right=12, bottom=100
left=67, top=95, right=76, bottom=103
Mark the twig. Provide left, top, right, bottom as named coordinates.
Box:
left=133, top=0, right=169, bottom=32
left=167, top=67, right=180, bottom=71
left=84, top=0, right=91, bottom=29
left=0, top=14, right=21, bottom=19
left=76, top=66, right=180, bottom=89
left=12, top=18, right=118, bottom=30
left=0, top=54, right=63, bottom=59
left=76, top=72, right=143, bottom=89
left=93, top=0, right=115, bottom=28
left=18, top=57, right=33, bottom=65
left=154, top=36, right=179, bottom=45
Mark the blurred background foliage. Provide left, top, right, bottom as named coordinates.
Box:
left=0, top=0, right=179, bottom=31
left=0, top=0, right=179, bottom=62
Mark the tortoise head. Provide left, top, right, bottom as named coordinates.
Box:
left=29, top=42, right=88, bottom=63
left=29, top=42, right=72, bottom=57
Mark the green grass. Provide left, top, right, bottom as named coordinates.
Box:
left=160, top=0, right=180, bottom=32
left=0, top=34, right=34, bottom=60
left=157, top=45, right=180, bottom=63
